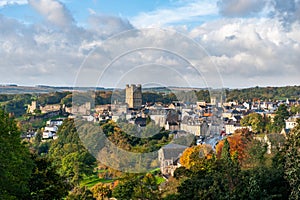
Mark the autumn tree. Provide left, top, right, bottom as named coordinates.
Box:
left=91, top=183, right=112, bottom=200
left=180, top=144, right=213, bottom=171
left=216, top=129, right=253, bottom=165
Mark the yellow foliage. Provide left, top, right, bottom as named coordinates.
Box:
left=180, top=144, right=213, bottom=169
left=91, top=182, right=112, bottom=200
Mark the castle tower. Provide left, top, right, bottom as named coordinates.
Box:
left=28, top=101, right=37, bottom=113
left=125, top=84, right=142, bottom=109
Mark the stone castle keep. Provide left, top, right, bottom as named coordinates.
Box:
left=125, top=84, right=142, bottom=109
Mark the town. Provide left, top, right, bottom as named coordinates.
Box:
left=1, top=84, right=299, bottom=199
left=14, top=85, right=299, bottom=175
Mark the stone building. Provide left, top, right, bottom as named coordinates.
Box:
left=40, top=104, right=61, bottom=114
left=70, top=102, right=91, bottom=115
left=158, top=143, right=188, bottom=176
left=125, top=84, right=142, bottom=109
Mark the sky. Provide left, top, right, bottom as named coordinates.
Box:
left=0, top=0, right=300, bottom=88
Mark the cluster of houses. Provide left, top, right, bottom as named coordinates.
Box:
left=26, top=86, right=300, bottom=177
left=42, top=119, right=64, bottom=140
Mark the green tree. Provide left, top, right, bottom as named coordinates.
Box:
left=284, top=120, right=300, bottom=200
left=29, top=155, right=70, bottom=199
left=113, top=174, right=160, bottom=200
left=48, top=119, right=96, bottom=186
left=245, top=139, right=267, bottom=167
left=241, top=113, right=264, bottom=133
left=272, top=104, right=290, bottom=133
left=237, top=166, right=290, bottom=200
left=290, top=105, right=300, bottom=115
left=133, top=174, right=160, bottom=200
left=0, top=109, right=34, bottom=199
left=221, top=139, right=231, bottom=162
left=113, top=176, right=137, bottom=200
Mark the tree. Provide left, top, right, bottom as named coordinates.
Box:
left=0, top=109, right=34, bottom=199
left=284, top=119, right=300, bottom=200
left=272, top=104, right=290, bottom=133
left=91, top=183, right=112, bottom=200
left=133, top=173, right=160, bottom=200
left=179, top=144, right=213, bottom=170
left=113, top=174, right=160, bottom=200
left=241, top=113, right=264, bottom=133
left=29, top=155, right=70, bottom=199
left=221, top=139, right=231, bottom=162
left=244, top=139, right=267, bottom=167
left=216, top=129, right=253, bottom=165
left=290, top=105, right=300, bottom=115
left=48, top=119, right=96, bottom=186
left=112, top=176, right=137, bottom=200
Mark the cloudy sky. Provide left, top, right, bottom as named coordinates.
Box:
left=0, top=0, right=299, bottom=88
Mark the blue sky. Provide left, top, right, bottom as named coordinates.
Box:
left=0, top=0, right=219, bottom=28
left=0, top=0, right=299, bottom=88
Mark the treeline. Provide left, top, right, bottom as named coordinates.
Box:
left=226, top=85, right=300, bottom=101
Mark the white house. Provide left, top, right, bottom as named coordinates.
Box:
left=285, top=116, right=299, bottom=129
left=44, top=126, right=58, bottom=132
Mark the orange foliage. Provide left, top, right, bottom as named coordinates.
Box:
left=216, top=128, right=253, bottom=163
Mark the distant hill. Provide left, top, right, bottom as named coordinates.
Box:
left=0, top=85, right=109, bottom=94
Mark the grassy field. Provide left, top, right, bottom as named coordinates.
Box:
left=81, top=168, right=165, bottom=188
left=81, top=174, right=115, bottom=188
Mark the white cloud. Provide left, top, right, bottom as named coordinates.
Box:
left=189, top=18, right=300, bottom=87
left=87, top=14, right=133, bottom=37
left=0, top=12, right=133, bottom=86
left=0, top=0, right=299, bottom=88
left=131, top=0, right=218, bottom=28
left=28, top=0, right=74, bottom=28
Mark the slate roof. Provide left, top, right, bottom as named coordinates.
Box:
left=160, top=144, right=188, bottom=160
